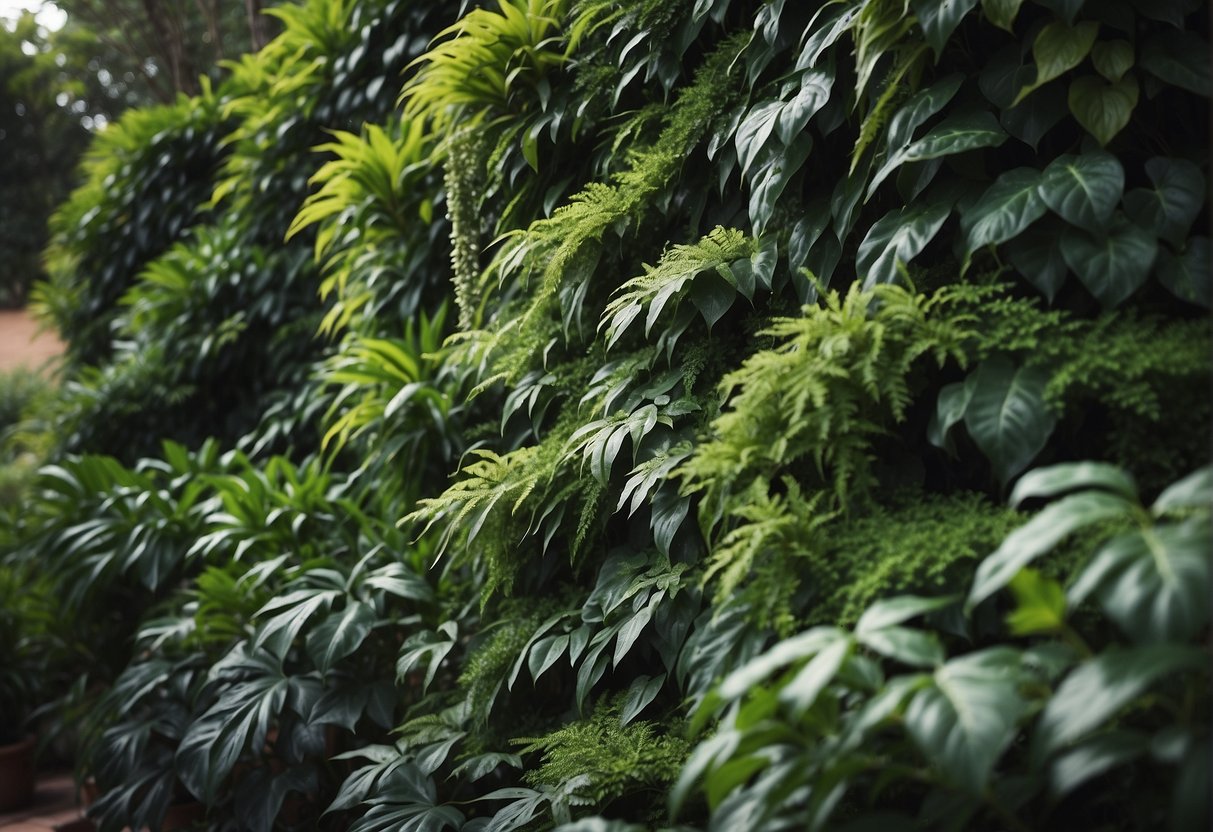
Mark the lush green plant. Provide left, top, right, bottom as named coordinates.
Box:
left=8, top=0, right=1208, bottom=830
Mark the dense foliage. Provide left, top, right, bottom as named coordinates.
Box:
left=2, top=0, right=1209, bottom=830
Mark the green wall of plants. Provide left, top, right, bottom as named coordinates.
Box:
left=3, top=0, right=1209, bottom=830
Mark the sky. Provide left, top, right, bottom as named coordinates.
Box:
left=0, top=0, right=66, bottom=29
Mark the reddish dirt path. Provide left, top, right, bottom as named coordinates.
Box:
left=0, top=309, right=64, bottom=375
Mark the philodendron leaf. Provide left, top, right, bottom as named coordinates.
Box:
left=911, top=0, right=980, bottom=56
left=1139, top=29, right=1212, bottom=96
left=857, top=201, right=952, bottom=287
left=1005, top=223, right=1068, bottom=300
left=927, top=381, right=973, bottom=452
left=961, top=167, right=1047, bottom=257
left=1068, top=73, right=1139, bottom=146
left=1010, top=461, right=1138, bottom=506
left=1067, top=520, right=1211, bottom=644
left=1034, top=645, right=1206, bottom=760
left=1060, top=216, right=1158, bottom=307
left=1039, top=151, right=1123, bottom=231
left=1153, top=466, right=1213, bottom=514
left=904, top=648, right=1027, bottom=794
left=1015, top=20, right=1099, bottom=105
left=1049, top=730, right=1148, bottom=797
left=870, top=109, right=1006, bottom=197
left=967, top=490, right=1134, bottom=610
left=1123, top=157, right=1206, bottom=247
left=981, top=0, right=1023, bottom=31
left=1155, top=238, right=1212, bottom=308
left=962, top=356, right=1056, bottom=486
left=1091, top=40, right=1133, bottom=82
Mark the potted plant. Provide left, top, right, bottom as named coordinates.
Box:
left=0, top=562, right=44, bottom=811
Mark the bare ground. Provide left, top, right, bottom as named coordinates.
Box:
left=0, top=309, right=64, bottom=375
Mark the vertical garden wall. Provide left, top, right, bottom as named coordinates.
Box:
left=1, top=0, right=1209, bottom=830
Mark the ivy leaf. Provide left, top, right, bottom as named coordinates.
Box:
left=1005, top=223, right=1068, bottom=300
left=306, top=601, right=376, bottom=673
left=1038, top=151, right=1123, bottom=232
left=960, top=167, right=1047, bottom=257
left=961, top=356, right=1056, bottom=486
left=904, top=648, right=1027, bottom=794
left=1015, top=20, right=1099, bottom=105
left=1123, top=157, right=1206, bottom=247
left=980, top=0, right=1023, bottom=31
left=912, top=0, right=980, bottom=57
left=968, top=490, right=1134, bottom=610
left=1067, top=521, right=1211, bottom=644
left=1139, top=30, right=1212, bottom=96
left=1067, top=73, right=1139, bottom=146
left=1034, top=646, right=1206, bottom=760
left=857, top=201, right=952, bottom=287
left=1091, top=40, right=1134, bottom=82
left=1060, top=216, right=1158, bottom=307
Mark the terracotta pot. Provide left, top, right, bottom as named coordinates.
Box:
left=0, top=734, right=36, bottom=811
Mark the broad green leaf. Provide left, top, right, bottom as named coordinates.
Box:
left=967, top=490, right=1134, bottom=609
left=961, top=167, right=1047, bottom=256
left=887, top=74, right=965, bottom=153
left=1067, top=521, right=1210, bottom=644
left=857, top=201, right=952, bottom=287
left=858, top=626, right=945, bottom=667
left=1123, top=157, right=1206, bottom=247
left=1060, top=216, right=1158, bottom=307
left=1068, top=73, right=1139, bottom=146
left=747, top=132, right=814, bottom=233
left=962, top=356, right=1056, bottom=486
left=1015, top=20, right=1099, bottom=105
left=307, top=601, right=376, bottom=673
left=1038, top=151, right=1123, bottom=231
left=734, top=101, right=783, bottom=180
left=1091, top=40, right=1133, bottom=82
left=777, top=637, right=852, bottom=718
left=981, top=0, right=1023, bottom=31
left=927, top=381, right=973, bottom=452
left=689, top=272, right=735, bottom=330
left=1005, top=223, right=1068, bottom=300
left=904, top=648, right=1027, bottom=794
left=1139, top=30, right=1212, bottom=96
left=1035, top=0, right=1084, bottom=22
left=717, top=627, right=846, bottom=701
left=620, top=673, right=666, bottom=726
left=1155, top=238, right=1212, bottom=309
left=856, top=595, right=959, bottom=634
left=528, top=634, right=570, bottom=682
left=911, top=0, right=980, bottom=56
left=1035, top=645, right=1206, bottom=759
left=776, top=69, right=833, bottom=145
left=1006, top=569, right=1067, bottom=635
left=1049, top=731, right=1147, bottom=797
left=870, top=110, right=1006, bottom=198
left=1001, top=84, right=1069, bottom=150
left=1153, top=466, right=1213, bottom=514
left=1010, top=461, right=1138, bottom=506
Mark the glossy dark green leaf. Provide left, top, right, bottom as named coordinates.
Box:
left=620, top=673, right=666, bottom=726
left=858, top=625, right=945, bottom=667
left=1060, top=216, right=1158, bottom=307
left=1153, top=466, right=1213, bottom=514
left=1157, top=236, right=1213, bottom=304
left=776, top=70, right=833, bottom=145
left=927, top=381, right=973, bottom=452
left=1139, top=30, right=1212, bottom=95
left=870, top=109, right=1005, bottom=197
left=961, top=167, right=1047, bottom=256
left=1010, top=461, right=1138, bottom=506
left=777, top=636, right=852, bottom=717
left=961, top=356, right=1056, bottom=486
left=981, top=0, right=1023, bottom=31
left=912, top=0, right=980, bottom=56
left=904, top=648, right=1027, bottom=794
left=1067, top=520, right=1210, bottom=644
left=1005, top=223, right=1069, bottom=300
left=1068, top=73, right=1139, bottom=146
left=1035, top=645, right=1206, bottom=759
left=1016, top=20, right=1099, bottom=104
left=1091, top=40, right=1134, bottom=82
left=968, top=490, right=1133, bottom=609
left=1123, top=158, right=1205, bottom=247
left=307, top=601, right=376, bottom=673
left=857, top=201, right=953, bottom=287
left=1038, top=151, right=1124, bottom=231
left=1049, top=731, right=1148, bottom=797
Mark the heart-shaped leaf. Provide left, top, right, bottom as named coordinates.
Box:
left=1005, top=222, right=1069, bottom=300
left=1039, top=151, right=1124, bottom=231
left=857, top=201, right=953, bottom=287
left=961, top=356, right=1056, bottom=486
left=1068, top=73, right=1139, bottom=146
left=1091, top=40, right=1134, bottom=82
left=912, top=0, right=980, bottom=56
left=1060, top=216, right=1158, bottom=307
left=1155, top=237, right=1212, bottom=308
left=1123, top=157, right=1205, bottom=247
left=1015, top=20, right=1099, bottom=105
left=961, top=167, right=1047, bottom=256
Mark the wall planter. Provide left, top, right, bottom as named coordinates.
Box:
left=0, top=734, right=35, bottom=811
